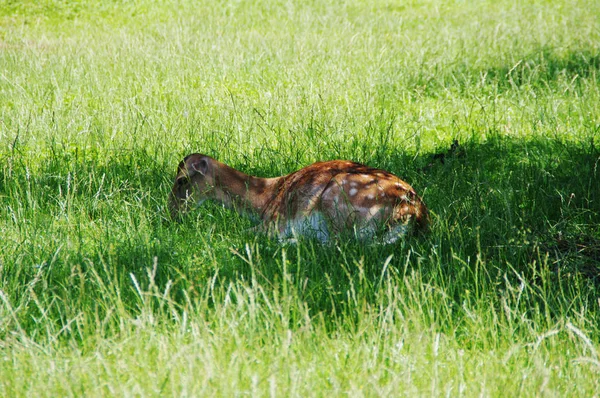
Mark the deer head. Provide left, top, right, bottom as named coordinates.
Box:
left=168, top=153, right=214, bottom=219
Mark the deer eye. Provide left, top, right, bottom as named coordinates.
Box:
left=176, top=177, right=187, bottom=186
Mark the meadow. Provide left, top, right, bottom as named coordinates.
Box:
left=1, top=0, right=599, bottom=395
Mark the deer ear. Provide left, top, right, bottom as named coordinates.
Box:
left=190, top=158, right=209, bottom=176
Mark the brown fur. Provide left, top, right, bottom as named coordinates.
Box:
left=169, top=154, right=429, bottom=242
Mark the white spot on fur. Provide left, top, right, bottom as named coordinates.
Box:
left=395, top=182, right=408, bottom=190
left=366, top=194, right=374, bottom=200
left=350, top=182, right=358, bottom=187
left=349, top=188, right=358, bottom=196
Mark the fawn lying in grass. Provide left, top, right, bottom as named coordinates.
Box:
left=169, top=154, right=429, bottom=243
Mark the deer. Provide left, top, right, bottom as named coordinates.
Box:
left=169, top=153, right=429, bottom=244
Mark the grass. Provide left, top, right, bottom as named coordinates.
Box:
left=1, top=0, right=600, bottom=395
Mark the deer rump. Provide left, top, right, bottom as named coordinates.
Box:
left=258, top=161, right=428, bottom=242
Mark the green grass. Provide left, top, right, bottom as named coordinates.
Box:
left=1, top=0, right=600, bottom=395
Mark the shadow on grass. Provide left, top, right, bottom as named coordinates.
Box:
left=478, top=47, right=600, bottom=91
left=107, top=135, right=600, bottom=320
left=386, top=47, right=600, bottom=97
left=1, top=133, right=599, bottom=332
left=419, top=135, right=599, bottom=279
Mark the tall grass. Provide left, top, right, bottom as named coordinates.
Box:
left=1, top=0, right=599, bottom=395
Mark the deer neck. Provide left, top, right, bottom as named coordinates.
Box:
left=212, top=161, right=280, bottom=213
